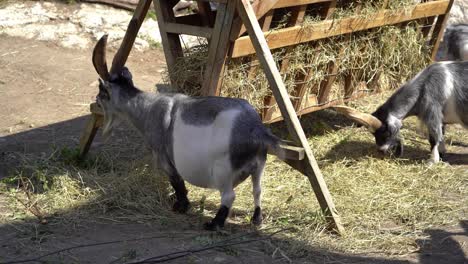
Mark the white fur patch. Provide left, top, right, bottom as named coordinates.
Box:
left=387, top=114, right=401, bottom=129
left=431, top=143, right=440, bottom=163
left=460, top=41, right=468, bottom=60
left=441, top=63, right=455, bottom=99
left=163, top=99, right=174, bottom=130
left=172, top=109, right=241, bottom=191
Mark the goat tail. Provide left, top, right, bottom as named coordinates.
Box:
left=255, top=128, right=287, bottom=160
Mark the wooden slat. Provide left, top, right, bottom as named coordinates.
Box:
left=237, top=0, right=343, bottom=234
left=261, top=10, right=274, bottom=31
left=90, top=102, right=103, bottom=115
left=429, top=0, right=455, bottom=60
left=230, top=0, right=280, bottom=41
left=196, top=0, right=215, bottom=26
left=275, top=0, right=331, bottom=9
left=197, top=0, right=227, bottom=3
left=153, top=0, right=184, bottom=89
left=324, top=0, right=336, bottom=18
left=263, top=5, right=307, bottom=117
left=317, top=60, right=339, bottom=104
left=231, top=0, right=451, bottom=58
left=110, top=0, right=153, bottom=74
left=201, top=1, right=237, bottom=96
left=174, top=13, right=204, bottom=26
left=165, top=22, right=212, bottom=38
left=268, top=142, right=305, bottom=160
left=79, top=113, right=103, bottom=158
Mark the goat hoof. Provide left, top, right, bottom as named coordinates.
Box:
left=426, top=159, right=437, bottom=166
left=251, top=207, right=263, bottom=226
left=172, top=200, right=190, bottom=214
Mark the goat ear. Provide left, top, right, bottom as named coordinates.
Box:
left=92, top=34, right=110, bottom=81
left=332, top=105, right=382, bottom=133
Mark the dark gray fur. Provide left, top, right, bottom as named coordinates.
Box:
left=97, top=67, right=280, bottom=229
left=371, top=61, right=468, bottom=162
left=437, top=23, right=468, bottom=61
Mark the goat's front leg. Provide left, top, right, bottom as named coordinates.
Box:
left=168, top=171, right=190, bottom=213
left=204, top=188, right=235, bottom=231
left=428, top=124, right=444, bottom=164
left=439, top=125, right=447, bottom=156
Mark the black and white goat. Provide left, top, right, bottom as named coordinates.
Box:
left=92, top=35, right=284, bottom=230
left=334, top=61, right=468, bottom=163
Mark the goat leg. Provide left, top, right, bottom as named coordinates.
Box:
left=168, top=172, right=190, bottom=213
left=204, top=188, right=235, bottom=230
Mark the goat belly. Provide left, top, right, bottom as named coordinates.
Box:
left=172, top=109, right=239, bottom=190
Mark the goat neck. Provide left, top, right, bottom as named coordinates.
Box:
left=373, top=82, right=420, bottom=124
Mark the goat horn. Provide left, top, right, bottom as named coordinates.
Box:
left=92, top=34, right=110, bottom=81
left=332, top=105, right=382, bottom=132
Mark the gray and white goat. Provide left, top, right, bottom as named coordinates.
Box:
left=92, top=35, right=285, bottom=230
left=335, top=61, right=468, bottom=163
left=437, top=23, right=468, bottom=61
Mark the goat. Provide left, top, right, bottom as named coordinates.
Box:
left=334, top=61, right=468, bottom=164
left=437, top=23, right=468, bottom=61
left=91, top=35, right=285, bottom=230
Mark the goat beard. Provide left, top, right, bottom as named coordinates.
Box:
left=101, top=111, right=121, bottom=142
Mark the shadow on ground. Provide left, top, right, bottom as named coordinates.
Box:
left=1, top=114, right=467, bottom=263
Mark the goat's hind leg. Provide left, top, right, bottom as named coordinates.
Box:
left=204, top=188, right=235, bottom=231
left=251, top=157, right=266, bottom=226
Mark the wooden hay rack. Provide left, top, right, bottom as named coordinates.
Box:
left=79, top=0, right=454, bottom=234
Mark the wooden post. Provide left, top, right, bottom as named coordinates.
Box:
left=153, top=0, right=184, bottom=89
left=237, top=0, right=344, bottom=234
left=79, top=113, right=102, bottom=159
left=201, top=0, right=237, bottom=96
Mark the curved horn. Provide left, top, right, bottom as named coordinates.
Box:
left=333, top=105, right=382, bottom=132
left=92, top=34, right=110, bottom=81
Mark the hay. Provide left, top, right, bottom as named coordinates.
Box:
left=163, top=1, right=430, bottom=112
left=1, top=98, right=466, bottom=260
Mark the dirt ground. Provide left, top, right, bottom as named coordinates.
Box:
left=0, top=34, right=467, bottom=263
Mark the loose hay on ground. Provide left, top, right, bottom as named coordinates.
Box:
left=1, top=1, right=466, bottom=260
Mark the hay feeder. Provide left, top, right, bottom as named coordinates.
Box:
left=79, top=0, right=454, bottom=234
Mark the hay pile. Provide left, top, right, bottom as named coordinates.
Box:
left=164, top=1, right=431, bottom=112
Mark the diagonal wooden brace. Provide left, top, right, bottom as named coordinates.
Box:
left=236, top=0, right=344, bottom=234
left=79, top=0, right=152, bottom=158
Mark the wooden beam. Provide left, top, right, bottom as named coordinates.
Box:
left=153, top=0, right=184, bottom=89
left=201, top=1, right=237, bottom=96
left=79, top=113, right=103, bottom=159
left=165, top=22, right=212, bottom=38
left=268, top=141, right=305, bottom=160
left=275, top=0, right=331, bottom=9
left=110, top=0, right=153, bottom=74
left=230, top=0, right=280, bottom=41
left=237, top=0, right=343, bottom=234
left=231, top=0, right=451, bottom=58
left=429, top=0, right=455, bottom=60
left=317, top=60, right=339, bottom=104
left=196, top=0, right=215, bottom=26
